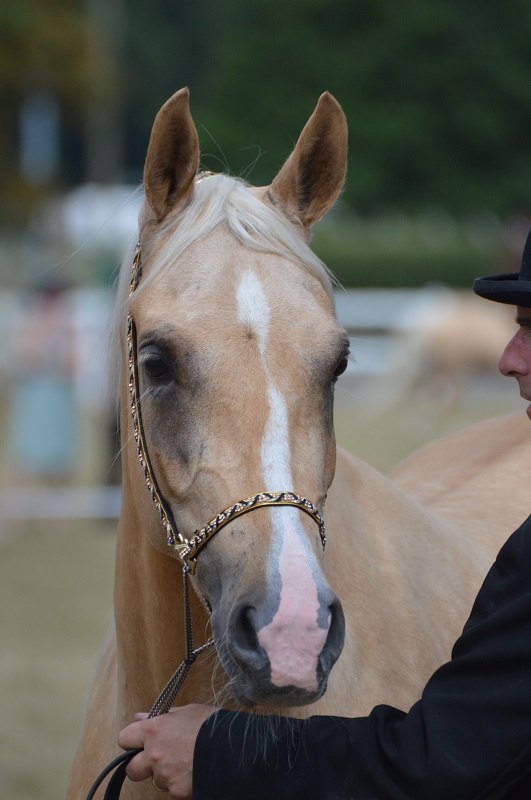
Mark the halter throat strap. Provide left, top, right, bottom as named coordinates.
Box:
left=126, top=240, right=326, bottom=571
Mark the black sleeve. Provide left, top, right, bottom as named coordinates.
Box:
left=193, top=518, right=531, bottom=800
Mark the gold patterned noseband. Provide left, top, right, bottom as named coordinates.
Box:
left=126, top=238, right=326, bottom=573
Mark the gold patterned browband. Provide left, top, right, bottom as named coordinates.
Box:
left=126, top=240, right=326, bottom=571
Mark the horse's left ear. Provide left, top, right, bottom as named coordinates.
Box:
left=144, top=87, right=200, bottom=222
left=269, top=92, right=347, bottom=228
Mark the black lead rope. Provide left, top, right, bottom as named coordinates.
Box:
left=84, top=566, right=214, bottom=799
left=85, top=749, right=142, bottom=800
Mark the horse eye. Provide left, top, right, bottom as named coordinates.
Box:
left=332, top=352, right=349, bottom=383
left=141, top=351, right=171, bottom=381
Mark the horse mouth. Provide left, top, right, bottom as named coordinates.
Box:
left=218, top=641, right=334, bottom=709
left=230, top=668, right=330, bottom=709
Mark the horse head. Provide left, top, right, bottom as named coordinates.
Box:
left=121, top=88, right=348, bottom=708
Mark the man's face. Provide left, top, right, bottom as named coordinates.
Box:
left=499, top=305, right=531, bottom=419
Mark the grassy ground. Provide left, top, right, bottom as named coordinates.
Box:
left=0, top=521, right=116, bottom=800
left=0, top=377, right=523, bottom=799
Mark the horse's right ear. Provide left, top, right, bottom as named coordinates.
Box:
left=269, top=92, right=347, bottom=229
left=144, top=88, right=200, bottom=223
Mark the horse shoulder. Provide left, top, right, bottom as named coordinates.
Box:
left=389, top=411, right=531, bottom=551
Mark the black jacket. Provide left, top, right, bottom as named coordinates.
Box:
left=193, top=516, right=531, bottom=799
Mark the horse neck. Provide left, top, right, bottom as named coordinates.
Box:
left=114, top=427, right=212, bottom=725
left=314, top=448, right=494, bottom=714
left=328, top=448, right=491, bottom=639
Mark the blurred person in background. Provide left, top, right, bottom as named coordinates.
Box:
left=6, top=280, right=77, bottom=485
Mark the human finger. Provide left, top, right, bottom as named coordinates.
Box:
left=124, top=750, right=153, bottom=783
left=118, top=719, right=147, bottom=751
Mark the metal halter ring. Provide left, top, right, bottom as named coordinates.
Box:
left=126, top=239, right=327, bottom=571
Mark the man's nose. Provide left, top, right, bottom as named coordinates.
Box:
left=498, top=333, right=529, bottom=377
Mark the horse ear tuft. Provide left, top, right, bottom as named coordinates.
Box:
left=270, top=92, right=348, bottom=228
left=144, top=88, right=200, bottom=222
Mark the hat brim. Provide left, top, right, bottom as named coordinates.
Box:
left=473, top=273, right=531, bottom=307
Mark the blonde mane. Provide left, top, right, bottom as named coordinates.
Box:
left=148, top=174, right=334, bottom=297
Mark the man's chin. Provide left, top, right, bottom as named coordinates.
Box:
left=526, top=404, right=531, bottom=420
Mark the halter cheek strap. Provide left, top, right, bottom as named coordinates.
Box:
left=126, top=240, right=327, bottom=572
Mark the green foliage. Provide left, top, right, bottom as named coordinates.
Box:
left=312, top=209, right=503, bottom=288
left=191, top=0, right=531, bottom=217
left=0, top=0, right=87, bottom=223
left=0, top=0, right=86, bottom=97
left=122, top=0, right=216, bottom=173
left=4, top=0, right=531, bottom=282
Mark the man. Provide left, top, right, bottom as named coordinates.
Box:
left=119, top=230, right=531, bottom=798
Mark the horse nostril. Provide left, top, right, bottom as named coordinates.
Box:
left=321, top=596, right=345, bottom=670
left=228, top=604, right=265, bottom=669
left=238, top=606, right=259, bottom=651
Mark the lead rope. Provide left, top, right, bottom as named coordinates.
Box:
left=147, top=565, right=214, bottom=718
left=85, top=565, right=214, bottom=799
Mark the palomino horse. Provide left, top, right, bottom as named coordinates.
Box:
left=68, top=89, right=531, bottom=799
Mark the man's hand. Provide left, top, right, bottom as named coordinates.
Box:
left=118, top=704, right=216, bottom=799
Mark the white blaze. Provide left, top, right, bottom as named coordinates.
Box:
left=236, top=270, right=327, bottom=691
left=261, top=382, right=293, bottom=490
left=259, top=385, right=326, bottom=690
left=236, top=270, right=271, bottom=356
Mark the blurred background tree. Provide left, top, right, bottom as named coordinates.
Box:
left=195, top=0, right=531, bottom=216
left=0, top=0, right=87, bottom=223
left=2, top=0, right=531, bottom=285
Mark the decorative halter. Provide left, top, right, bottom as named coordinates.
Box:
left=126, top=239, right=327, bottom=573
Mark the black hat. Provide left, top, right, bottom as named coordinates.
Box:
left=473, top=227, right=531, bottom=307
